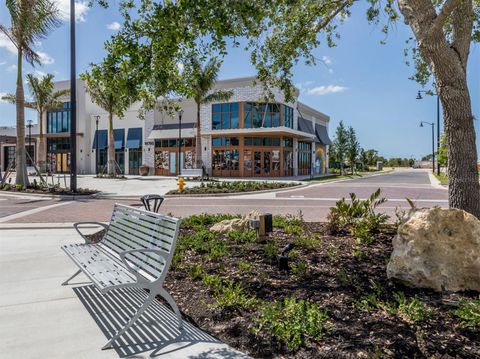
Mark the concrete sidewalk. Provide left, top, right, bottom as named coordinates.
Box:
left=0, top=224, right=249, bottom=359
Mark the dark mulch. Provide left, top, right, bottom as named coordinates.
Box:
left=86, top=222, right=480, bottom=358
left=0, top=186, right=97, bottom=195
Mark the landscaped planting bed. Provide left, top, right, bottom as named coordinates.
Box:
left=0, top=182, right=97, bottom=195
left=166, top=180, right=299, bottom=195
left=159, top=212, right=480, bottom=358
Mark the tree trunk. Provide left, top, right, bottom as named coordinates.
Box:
left=15, top=48, right=28, bottom=187
left=38, top=110, right=47, bottom=172
left=195, top=102, right=202, bottom=169
left=398, top=0, right=480, bottom=218
left=107, top=112, right=116, bottom=176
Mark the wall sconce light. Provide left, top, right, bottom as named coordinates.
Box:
left=204, top=147, right=207, bottom=151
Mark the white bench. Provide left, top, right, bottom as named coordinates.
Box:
left=180, top=168, right=204, bottom=180
left=61, top=203, right=183, bottom=349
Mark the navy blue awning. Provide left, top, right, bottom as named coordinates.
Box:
left=315, top=124, right=332, bottom=145
left=298, top=117, right=315, bottom=135
left=92, top=129, right=108, bottom=149
left=125, top=127, right=142, bottom=149
left=114, top=128, right=125, bottom=149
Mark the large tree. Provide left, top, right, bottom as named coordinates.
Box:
left=2, top=74, right=69, bottom=172
left=332, top=121, right=348, bottom=175
left=109, top=0, right=480, bottom=216
left=346, top=126, right=360, bottom=174
left=1, top=0, right=60, bottom=186
left=182, top=57, right=233, bottom=169
left=80, top=56, right=136, bottom=176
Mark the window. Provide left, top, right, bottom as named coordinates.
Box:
left=154, top=139, right=194, bottom=147
left=212, top=137, right=240, bottom=147
left=47, top=103, right=71, bottom=134
left=244, top=137, right=281, bottom=147
left=282, top=137, right=293, bottom=148
left=298, top=141, right=312, bottom=175
left=244, top=102, right=282, bottom=128
left=283, top=105, right=294, bottom=128
left=47, top=138, right=70, bottom=152
left=212, top=103, right=239, bottom=129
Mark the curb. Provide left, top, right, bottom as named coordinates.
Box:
left=0, top=190, right=98, bottom=200
left=164, top=182, right=306, bottom=198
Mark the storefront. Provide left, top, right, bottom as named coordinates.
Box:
left=126, top=127, right=143, bottom=175
left=211, top=136, right=296, bottom=177
left=92, top=129, right=126, bottom=174
left=47, top=137, right=70, bottom=173
left=154, top=138, right=195, bottom=176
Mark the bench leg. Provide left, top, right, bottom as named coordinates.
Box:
left=61, top=269, right=82, bottom=286
left=158, top=287, right=183, bottom=331
left=102, top=291, right=155, bottom=350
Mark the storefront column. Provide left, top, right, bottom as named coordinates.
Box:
left=293, top=138, right=298, bottom=177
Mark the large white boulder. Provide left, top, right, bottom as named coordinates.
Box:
left=210, top=210, right=260, bottom=234
left=387, top=207, right=480, bottom=292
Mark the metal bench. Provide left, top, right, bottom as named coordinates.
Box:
left=61, top=203, right=183, bottom=349
left=180, top=168, right=204, bottom=180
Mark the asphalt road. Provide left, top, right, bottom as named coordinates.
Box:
left=0, top=169, right=447, bottom=224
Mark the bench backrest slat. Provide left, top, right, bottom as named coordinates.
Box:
left=101, top=204, right=181, bottom=280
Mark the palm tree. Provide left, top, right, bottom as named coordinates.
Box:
left=81, top=57, right=134, bottom=176
left=0, top=0, right=60, bottom=186
left=188, top=57, right=232, bottom=169
left=2, top=74, right=69, bottom=172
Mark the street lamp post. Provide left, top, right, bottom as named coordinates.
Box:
left=416, top=86, right=441, bottom=175
left=27, top=120, right=33, bottom=165
left=420, top=121, right=435, bottom=174
left=69, top=0, right=77, bottom=192
left=94, top=115, right=100, bottom=175
left=177, top=109, right=183, bottom=176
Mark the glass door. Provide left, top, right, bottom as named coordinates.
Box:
left=128, top=149, right=142, bottom=175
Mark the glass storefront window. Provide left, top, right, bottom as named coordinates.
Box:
left=212, top=102, right=240, bottom=129
left=244, top=137, right=281, bottom=146
left=282, top=137, right=293, bottom=148
left=283, top=105, right=294, bottom=128
left=47, top=103, right=71, bottom=134
left=244, top=102, right=282, bottom=128
left=212, top=137, right=240, bottom=147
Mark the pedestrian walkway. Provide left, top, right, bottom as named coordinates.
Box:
left=0, top=224, right=249, bottom=359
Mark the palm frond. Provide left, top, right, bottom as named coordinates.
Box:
left=1, top=93, right=17, bottom=104
left=202, top=89, right=233, bottom=104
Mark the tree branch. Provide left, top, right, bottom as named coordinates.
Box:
left=430, top=0, right=461, bottom=34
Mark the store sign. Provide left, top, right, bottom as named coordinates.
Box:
left=144, top=141, right=155, bottom=146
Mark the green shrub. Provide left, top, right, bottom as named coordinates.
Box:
left=393, top=292, right=429, bottom=323
left=228, top=229, right=257, bottom=243
left=213, top=280, right=257, bottom=310
left=292, top=260, right=308, bottom=279
left=181, top=213, right=240, bottom=230
left=237, top=260, right=253, bottom=272
left=293, top=235, right=320, bottom=250
left=264, top=240, right=277, bottom=262
left=202, top=274, right=223, bottom=291
left=454, top=299, right=480, bottom=328
left=273, top=213, right=304, bottom=229
left=254, top=297, right=330, bottom=351
left=327, top=189, right=389, bottom=236
left=15, top=184, right=24, bottom=191
left=187, top=264, right=205, bottom=280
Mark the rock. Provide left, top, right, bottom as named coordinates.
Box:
left=387, top=207, right=480, bottom=292
left=210, top=210, right=261, bottom=234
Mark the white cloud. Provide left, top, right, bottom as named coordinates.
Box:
left=6, top=64, right=17, bottom=72
left=30, top=70, right=47, bottom=78
left=321, top=56, right=333, bottom=65
left=37, top=51, right=54, bottom=65
left=0, top=61, right=6, bottom=66
left=0, top=33, right=17, bottom=55
left=295, top=81, right=314, bottom=92
left=107, top=22, right=121, bottom=31
left=306, top=85, right=347, bottom=96
left=54, top=0, right=90, bottom=22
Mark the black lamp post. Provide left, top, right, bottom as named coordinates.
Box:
left=69, top=0, right=77, bottom=192
left=416, top=86, right=441, bottom=175
left=420, top=121, right=435, bottom=174
left=94, top=115, right=100, bottom=175
left=177, top=109, right=183, bottom=176
left=27, top=120, right=33, bottom=165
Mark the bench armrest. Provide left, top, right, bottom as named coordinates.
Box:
left=119, top=248, right=170, bottom=284
left=73, top=222, right=109, bottom=244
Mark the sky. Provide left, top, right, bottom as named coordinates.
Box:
left=0, top=1, right=479, bottom=159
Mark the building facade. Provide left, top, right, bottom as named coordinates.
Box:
left=145, top=77, right=331, bottom=178
left=1, top=77, right=331, bottom=178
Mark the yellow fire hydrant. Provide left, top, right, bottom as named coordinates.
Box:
left=177, top=176, right=185, bottom=193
